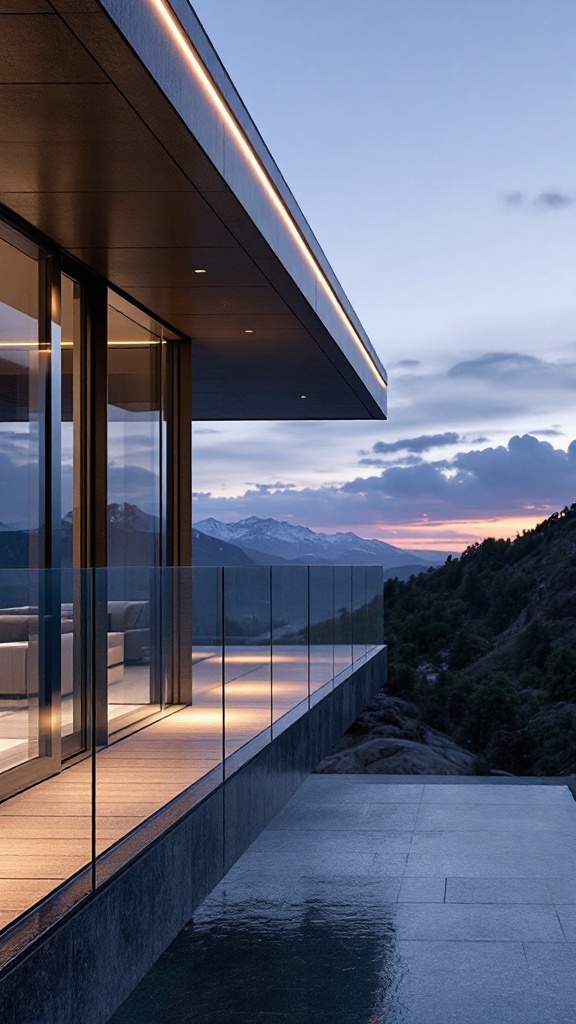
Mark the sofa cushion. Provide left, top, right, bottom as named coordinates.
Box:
left=0, top=615, right=30, bottom=643
left=107, top=601, right=147, bottom=631
left=0, top=606, right=38, bottom=616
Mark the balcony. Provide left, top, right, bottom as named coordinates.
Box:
left=0, top=564, right=385, bottom=979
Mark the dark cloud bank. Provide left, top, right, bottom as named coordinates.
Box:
left=193, top=435, right=576, bottom=531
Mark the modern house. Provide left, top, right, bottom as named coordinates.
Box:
left=0, top=3, right=388, bottom=1022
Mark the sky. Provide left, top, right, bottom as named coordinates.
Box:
left=190, top=0, right=576, bottom=551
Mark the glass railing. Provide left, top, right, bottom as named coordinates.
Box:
left=0, top=564, right=384, bottom=960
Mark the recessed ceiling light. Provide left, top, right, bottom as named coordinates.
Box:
left=194, top=268, right=207, bottom=274
left=244, top=329, right=254, bottom=334
left=300, top=394, right=307, bottom=399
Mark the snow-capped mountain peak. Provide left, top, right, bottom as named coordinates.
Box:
left=195, top=516, right=430, bottom=569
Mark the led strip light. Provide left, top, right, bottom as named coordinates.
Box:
left=146, top=0, right=387, bottom=392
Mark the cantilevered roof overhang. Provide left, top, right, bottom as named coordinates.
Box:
left=0, top=0, right=387, bottom=421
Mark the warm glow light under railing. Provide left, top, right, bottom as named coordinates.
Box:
left=145, top=0, right=387, bottom=393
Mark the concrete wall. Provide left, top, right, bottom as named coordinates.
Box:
left=0, top=648, right=385, bottom=1024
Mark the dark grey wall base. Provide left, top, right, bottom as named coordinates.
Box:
left=0, top=648, right=385, bottom=1024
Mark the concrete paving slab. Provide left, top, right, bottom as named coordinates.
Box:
left=446, top=877, right=552, bottom=904
left=405, top=828, right=576, bottom=877
left=398, top=876, right=446, bottom=902
left=555, top=904, right=576, bottom=940
left=546, top=877, right=576, bottom=904
left=415, top=802, right=576, bottom=832
left=524, top=942, right=576, bottom=1024
left=394, top=902, right=564, bottom=941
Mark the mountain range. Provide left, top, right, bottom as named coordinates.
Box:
left=195, top=515, right=443, bottom=576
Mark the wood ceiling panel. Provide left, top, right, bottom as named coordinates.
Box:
left=0, top=2, right=51, bottom=11
left=0, top=141, right=195, bottom=194
left=192, top=338, right=328, bottom=374
left=0, top=192, right=237, bottom=250
left=0, top=84, right=157, bottom=143
left=167, top=314, right=310, bottom=342
left=0, top=15, right=107, bottom=82
left=191, top=388, right=363, bottom=420
left=66, top=247, right=267, bottom=289
left=128, top=287, right=289, bottom=317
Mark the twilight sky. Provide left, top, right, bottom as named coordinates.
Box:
left=190, top=0, right=576, bottom=550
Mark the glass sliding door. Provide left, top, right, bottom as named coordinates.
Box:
left=106, top=293, right=165, bottom=733
left=0, top=231, right=57, bottom=788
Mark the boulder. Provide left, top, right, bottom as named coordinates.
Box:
left=314, top=692, right=476, bottom=775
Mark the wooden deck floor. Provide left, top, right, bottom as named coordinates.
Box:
left=0, top=645, right=353, bottom=932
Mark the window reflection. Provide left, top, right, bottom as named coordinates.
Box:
left=0, top=236, right=41, bottom=774
left=106, top=296, right=164, bottom=731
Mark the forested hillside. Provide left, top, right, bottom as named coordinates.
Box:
left=384, top=503, right=576, bottom=776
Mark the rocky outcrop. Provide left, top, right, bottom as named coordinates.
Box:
left=314, top=692, right=476, bottom=775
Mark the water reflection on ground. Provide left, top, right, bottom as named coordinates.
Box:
left=111, top=882, right=400, bottom=1024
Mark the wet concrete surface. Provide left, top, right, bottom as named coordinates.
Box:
left=110, top=777, right=576, bottom=1023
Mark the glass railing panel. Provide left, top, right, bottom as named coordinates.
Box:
left=104, top=566, right=163, bottom=737
left=191, top=565, right=224, bottom=784
left=94, top=567, right=223, bottom=877
left=365, top=566, right=384, bottom=651
left=271, top=565, right=309, bottom=736
left=95, top=565, right=167, bottom=872
left=0, top=567, right=41, bottom=776
left=333, top=565, right=353, bottom=679
left=309, top=565, right=334, bottom=704
left=352, top=565, right=368, bottom=662
left=223, top=566, right=272, bottom=766
left=0, top=569, right=93, bottom=935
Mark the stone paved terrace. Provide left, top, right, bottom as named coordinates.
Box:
left=111, top=776, right=576, bottom=1024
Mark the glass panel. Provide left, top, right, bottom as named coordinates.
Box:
left=352, top=565, right=368, bottom=662
left=0, top=237, right=42, bottom=776
left=191, top=565, right=224, bottom=782
left=60, top=274, right=85, bottom=751
left=106, top=296, right=164, bottom=733
left=104, top=565, right=163, bottom=728
left=366, top=566, right=384, bottom=651
left=309, top=565, right=334, bottom=704
left=271, top=565, right=309, bottom=735
left=0, top=568, right=93, bottom=931
left=333, top=565, right=353, bottom=679
left=223, top=566, right=271, bottom=767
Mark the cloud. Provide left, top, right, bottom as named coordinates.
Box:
left=343, top=435, right=576, bottom=520
left=503, top=191, right=524, bottom=207
left=193, top=428, right=222, bottom=435
left=107, top=464, right=161, bottom=515
left=394, top=359, right=421, bottom=368
left=192, top=435, right=576, bottom=536
left=448, top=352, right=541, bottom=379
left=371, top=432, right=461, bottom=455
left=533, top=191, right=575, bottom=210
left=246, top=481, right=297, bottom=493
left=359, top=455, right=423, bottom=468
left=385, top=336, right=576, bottom=441
left=502, top=190, right=575, bottom=211
left=0, top=453, right=39, bottom=526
